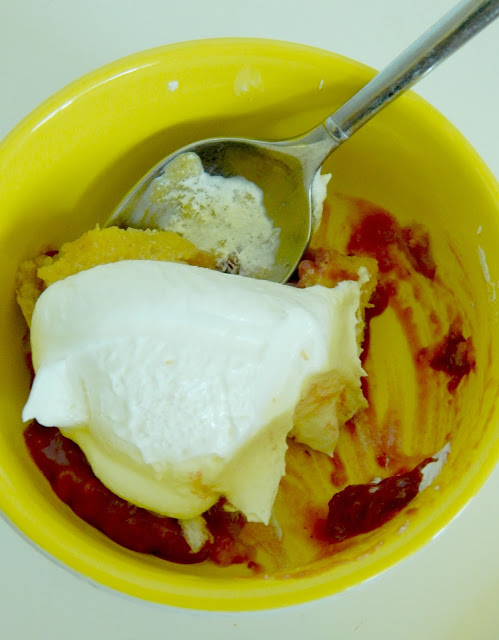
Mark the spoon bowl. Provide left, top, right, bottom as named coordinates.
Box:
left=107, top=130, right=334, bottom=282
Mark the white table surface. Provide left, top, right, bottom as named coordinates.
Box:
left=1, top=1, right=499, bottom=638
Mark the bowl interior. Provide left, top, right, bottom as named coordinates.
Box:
left=0, top=39, right=499, bottom=611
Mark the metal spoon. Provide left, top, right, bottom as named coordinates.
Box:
left=107, top=0, right=499, bottom=283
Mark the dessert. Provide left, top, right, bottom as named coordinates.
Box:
left=16, top=186, right=476, bottom=574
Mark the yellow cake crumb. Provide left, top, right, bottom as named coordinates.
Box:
left=297, top=248, right=378, bottom=347
left=16, top=226, right=216, bottom=326
left=16, top=254, right=53, bottom=328
left=291, top=248, right=378, bottom=454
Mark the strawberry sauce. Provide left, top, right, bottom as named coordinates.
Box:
left=347, top=207, right=436, bottom=279
left=317, top=457, right=433, bottom=543
left=24, top=421, right=249, bottom=566
left=418, top=320, right=476, bottom=393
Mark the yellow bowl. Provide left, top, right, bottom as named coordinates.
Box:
left=1, top=38, right=499, bottom=611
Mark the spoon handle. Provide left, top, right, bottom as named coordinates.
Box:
left=325, top=0, right=499, bottom=142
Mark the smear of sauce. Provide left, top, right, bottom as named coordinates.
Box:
left=316, top=457, right=433, bottom=543
left=347, top=207, right=436, bottom=279
left=418, top=320, right=476, bottom=393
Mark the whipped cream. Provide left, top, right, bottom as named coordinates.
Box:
left=23, top=260, right=367, bottom=523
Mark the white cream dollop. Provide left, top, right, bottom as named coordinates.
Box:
left=23, top=260, right=366, bottom=524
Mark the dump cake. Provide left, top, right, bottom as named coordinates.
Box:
left=16, top=196, right=475, bottom=574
